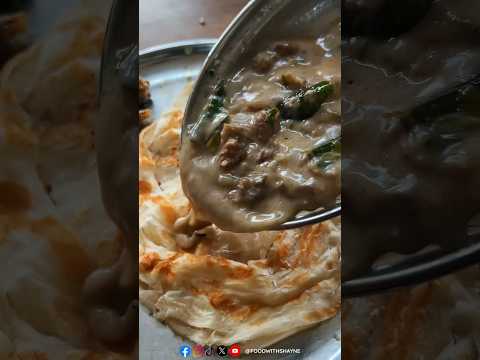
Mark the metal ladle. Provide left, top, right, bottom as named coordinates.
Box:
left=180, top=0, right=341, bottom=230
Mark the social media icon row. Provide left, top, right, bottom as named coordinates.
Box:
left=179, top=344, right=241, bottom=358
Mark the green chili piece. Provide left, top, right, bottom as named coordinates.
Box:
left=310, top=137, right=341, bottom=170
left=280, top=81, right=334, bottom=120
left=188, top=81, right=227, bottom=143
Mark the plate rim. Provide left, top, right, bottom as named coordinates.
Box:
left=139, top=38, right=217, bottom=67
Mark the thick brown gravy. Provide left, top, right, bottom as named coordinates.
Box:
left=181, top=18, right=341, bottom=232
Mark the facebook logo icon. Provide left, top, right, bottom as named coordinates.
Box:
left=179, top=345, right=192, bottom=358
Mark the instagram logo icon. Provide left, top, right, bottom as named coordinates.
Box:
left=192, top=344, right=204, bottom=357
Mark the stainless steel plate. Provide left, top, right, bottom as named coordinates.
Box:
left=139, top=40, right=340, bottom=360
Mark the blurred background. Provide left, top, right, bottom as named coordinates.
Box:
left=140, top=0, right=248, bottom=49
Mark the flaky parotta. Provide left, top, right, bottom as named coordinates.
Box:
left=139, top=107, right=340, bottom=348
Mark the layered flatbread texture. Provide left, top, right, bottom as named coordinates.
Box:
left=0, top=1, right=135, bottom=358
left=343, top=265, right=480, bottom=359
left=139, top=105, right=340, bottom=347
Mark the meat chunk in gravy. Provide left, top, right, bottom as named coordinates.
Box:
left=253, top=51, right=278, bottom=73
left=218, top=108, right=279, bottom=170
left=228, top=174, right=267, bottom=203
left=219, top=136, right=246, bottom=170
left=280, top=72, right=307, bottom=90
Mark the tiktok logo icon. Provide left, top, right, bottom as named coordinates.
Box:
left=179, top=345, right=192, bottom=358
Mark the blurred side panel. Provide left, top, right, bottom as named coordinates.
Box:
left=342, top=0, right=480, bottom=358
left=0, top=0, right=138, bottom=358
